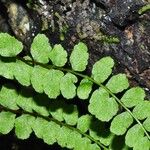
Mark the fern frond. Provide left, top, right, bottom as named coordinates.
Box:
left=92, top=56, right=114, bottom=83
left=60, top=73, right=78, bottom=99
left=133, top=101, right=150, bottom=120
left=15, top=114, right=35, bottom=139
left=125, top=124, right=150, bottom=150
left=77, top=114, right=92, bottom=133
left=49, top=44, right=67, bottom=67
left=43, top=69, right=64, bottom=98
left=121, top=87, right=146, bottom=108
left=143, top=117, right=150, bottom=132
left=106, top=74, right=129, bottom=93
left=110, top=112, right=133, bottom=135
left=0, top=33, right=150, bottom=149
left=0, top=111, right=16, bottom=134
left=0, top=57, right=16, bottom=79
left=77, top=78, right=93, bottom=100
left=70, top=42, right=89, bottom=72
left=31, top=34, right=52, bottom=63
left=0, top=85, right=105, bottom=149
left=88, top=88, right=119, bottom=122
left=0, top=33, right=23, bottom=57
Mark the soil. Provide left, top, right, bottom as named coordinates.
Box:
left=0, top=0, right=150, bottom=149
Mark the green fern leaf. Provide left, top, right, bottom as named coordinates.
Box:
left=31, top=65, right=48, bottom=93
left=63, top=105, right=78, bottom=125
left=75, top=137, right=91, bottom=149
left=125, top=124, right=146, bottom=148
left=0, top=111, right=16, bottom=134
left=58, top=127, right=99, bottom=150
left=70, top=42, right=89, bottom=71
left=49, top=44, right=67, bottom=67
left=133, top=101, right=150, bottom=120
left=87, top=144, right=101, bottom=150
left=0, top=57, right=15, bottom=79
left=14, top=59, right=33, bottom=86
left=88, top=89, right=118, bottom=121
left=43, top=121, right=60, bottom=145
left=57, top=126, right=74, bottom=148
left=77, top=78, right=93, bottom=100
left=0, top=33, right=23, bottom=57
left=110, top=112, right=133, bottom=135
left=143, top=117, right=150, bottom=132
left=31, top=34, right=52, bottom=63
left=74, top=137, right=92, bottom=150
left=77, top=115, right=92, bottom=133
left=15, top=114, right=35, bottom=139
left=0, top=84, right=19, bottom=110
left=57, top=126, right=97, bottom=150
left=64, top=129, right=82, bottom=149
left=60, top=73, right=78, bottom=99
left=75, top=143, right=100, bottom=150
left=0, top=33, right=149, bottom=150
left=92, top=57, right=114, bottom=83
left=16, top=89, right=34, bottom=113
left=106, top=74, right=129, bottom=93
left=121, top=87, right=145, bottom=108
left=133, top=137, right=150, bottom=150
left=49, top=100, right=79, bottom=125
left=69, top=132, right=91, bottom=150
left=32, top=117, right=48, bottom=139
left=43, top=69, right=64, bottom=98
left=57, top=126, right=72, bottom=148
left=90, top=131, right=114, bottom=147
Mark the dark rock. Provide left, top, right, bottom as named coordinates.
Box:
left=108, top=0, right=144, bottom=27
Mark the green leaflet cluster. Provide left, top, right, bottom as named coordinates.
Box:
left=0, top=85, right=101, bottom=150
left=0, top=33, right=150, bottom=150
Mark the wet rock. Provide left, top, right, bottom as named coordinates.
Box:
left=108, top=0, right=144, bottom=27
left=1, top=0, right=42, bottom=46
left=110, top=12, right=150, bottom=90
left=0, top=14, right=10, bottom=33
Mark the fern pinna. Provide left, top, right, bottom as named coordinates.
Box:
left=0, top=33, right=149, bottom=150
